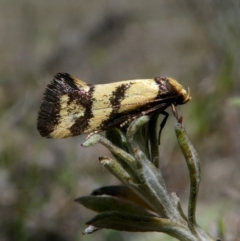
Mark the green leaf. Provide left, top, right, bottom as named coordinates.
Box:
left=82, top=225, right=100, bottom=235
left=86, top=212, right=171, bottom=232
left=91, top=185, right=154, bottom=211
left=98, top=156, right=139, bottom=186
left=86, top=212, right=198, bottom=241
left=175, top=122, right=201, bottom=232
left=75, top=195, right=155, bottom=217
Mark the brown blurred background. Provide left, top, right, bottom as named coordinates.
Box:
left=0, top=1, right=240, bottom=241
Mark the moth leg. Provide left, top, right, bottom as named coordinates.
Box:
left=119, top=103, right=168, bottom=127
left=171, top=104, right=179, bottom=120
left=100, top=103, right=169, bottom=141
left=86, top=130, right=102, bottom=139
left=119, top=114, right=139, bottom=127
left=158, top=111, right=169, bottom=145
left=95, top=113, right=138, bottom=132
left=171, top=104, right=183, bottom=123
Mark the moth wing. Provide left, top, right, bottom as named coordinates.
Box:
left=37, top=73, right=90, bottom=138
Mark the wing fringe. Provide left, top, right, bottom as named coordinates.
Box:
left=37, top=73, right=84, bottom=138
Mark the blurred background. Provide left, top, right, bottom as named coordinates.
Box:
left=0, top=1, right=240, bottom=240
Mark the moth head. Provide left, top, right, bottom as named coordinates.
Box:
left=167, top=78, right=191, bottom=105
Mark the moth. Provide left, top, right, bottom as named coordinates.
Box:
left=37, top=73, right=191, bottom=140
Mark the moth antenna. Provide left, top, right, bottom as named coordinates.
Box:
left=187, top=87, right=191, bottom=100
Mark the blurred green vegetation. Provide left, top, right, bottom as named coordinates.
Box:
left=0, top=1, right=240, bottom=241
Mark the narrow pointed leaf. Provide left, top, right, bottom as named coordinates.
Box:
left=126, top=116, right=183, bottom=221
left=175, top=122, right=201, bottom=232
left=98, top=156, right=139, bottom=186
left=98, top=136, right=136, bottom=169
left=76, top=195, right=155, bottom=217
left=126, top=115, right=151, bottom=158
left=134, top=148, right=183, bottom=221
left=86, top=212, right=199, bottom=241
left=148, top=112, right=160, bottom=167
left=106, top=128, right=129, bottom=152
left=91, top=185, right=154, bottom=211
left=82, top=225, right=100, bottom=235
left=81, top=134, right=102, bottom=147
